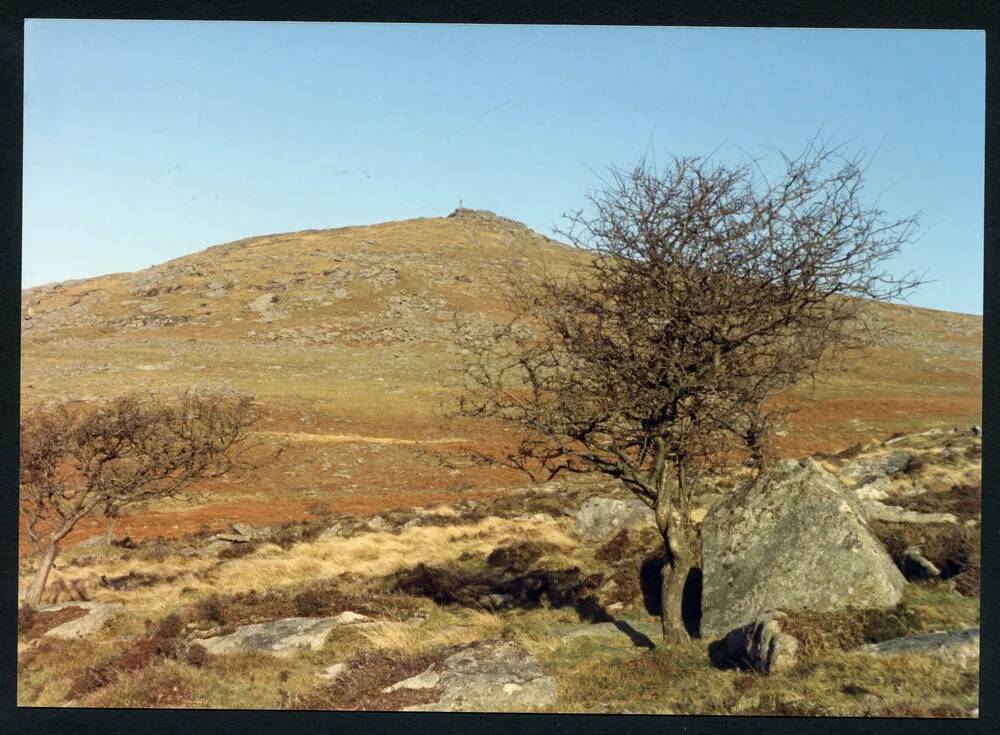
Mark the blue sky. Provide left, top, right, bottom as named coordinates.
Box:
left=23, top=22, right=985, bottom=314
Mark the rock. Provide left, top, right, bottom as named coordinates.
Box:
left=332, top=287, right=349, bottom=299
left=859, top=500, right=958, bottom=525
left=478, top=593, right=514, bottom=609
left=573, top=495, right=654, bottom=540
left=366, top=516, right=389, bottom=532
left=382, top=665, right=441, bottom=693
left=403, top=641, right=557, bottom=712
left=199, top=612, right=372, bottom=656
left=230, top=522, right=262, bottom=539
left=840, top=450, right=912, bottom=486
left=214, top=533, right=252, bottom=543
left=247, top=293, right=279, bottom=314
left=40, top=601, right=125, bottom=639
left=855, top=476, right=891, bottom=501
left=902, top=546, right=940, bottom=579
left=318, top=662, right=349, bottom=681
left=700, top=459, right=905, bottom=638
left=247, top=293, right=284, bottom=321
left=202, top=540, right=235, bottom=555
left=708, top=610, right=799, bottom=674
left=557, top=620, right=659, bottom=643
left=329, top=611, right=372, bottom=626
left=317, top=523, right=347, bottom=541
left=971, top=425, right=981, bottom=437
left=857, top=628, right=979, bottom=669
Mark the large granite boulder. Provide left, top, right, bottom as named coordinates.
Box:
left=573, top=496, right=654, bottom=540
left=857, top=628, right=979, bottom=669
left=701, top=459, right=905, bottom=638
left=402, top=640, right=557, bottom=712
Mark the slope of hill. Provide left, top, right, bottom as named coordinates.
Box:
left=19, top=209, right=983, bottom=546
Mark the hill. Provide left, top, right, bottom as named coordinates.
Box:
left=19, top=209, right=982, bottom=546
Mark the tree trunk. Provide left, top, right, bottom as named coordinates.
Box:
left=24, top=541, right=59, bottom=610
left=660, top=537, right=694, bottom=644
left=651, top=458, right=700, bottom=643
left=655, top=505, right=699, bottom=644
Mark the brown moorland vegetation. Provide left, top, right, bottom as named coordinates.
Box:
left=20, top=210, right=981, bottom=548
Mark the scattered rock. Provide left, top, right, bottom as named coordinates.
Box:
left=247, top=293, right=282, bottom=318
left=330, top=611, right=373, bottom=626
left=708, top=610, right=800, bottom=674
left=860, top=500, right=958, bottom=525
left=700, top=459, right=905, bottom=638
left=198, top=612, right=373, bottom=656
left=382, top=665, right=441, bottom=693
left=402, top=641, right=557, bottom=712
left=902, top=546, right=941, bottom=579
left=840, top=451, right=912, bottom=486
left=318, top=662, right=349, bottom=682
left=40, top=601, right=125, bottom=639
left=857, top=628, right=979, bottom=669
left=214, top=533, right=252, bottom=543
left=230, top=522, right=263, bottom=539
left=855, top=476, right=891, bottom=501
left=557, top=620, right=659, bottom=644
left=573, top=495, right=654, bottom=540
left=317, top=523, right=348, bottom=541
left=202, top=540, right=235, bottom=555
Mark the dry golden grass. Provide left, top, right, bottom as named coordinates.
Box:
left=23, top=516, right=579, bottom=620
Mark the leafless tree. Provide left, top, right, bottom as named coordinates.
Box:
left=455, top=140, right=921, bottom=642
left=19, top=391, right=261, bottom=609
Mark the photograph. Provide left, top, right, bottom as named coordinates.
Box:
left=17, top=20, right=983, bottom=717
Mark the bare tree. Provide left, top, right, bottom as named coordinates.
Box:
left=19, top=391, right=261, bottom=609
left=455, top=140, right=920, bottom=642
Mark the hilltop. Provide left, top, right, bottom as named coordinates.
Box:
left=19, top=209, right=982, bottom=545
